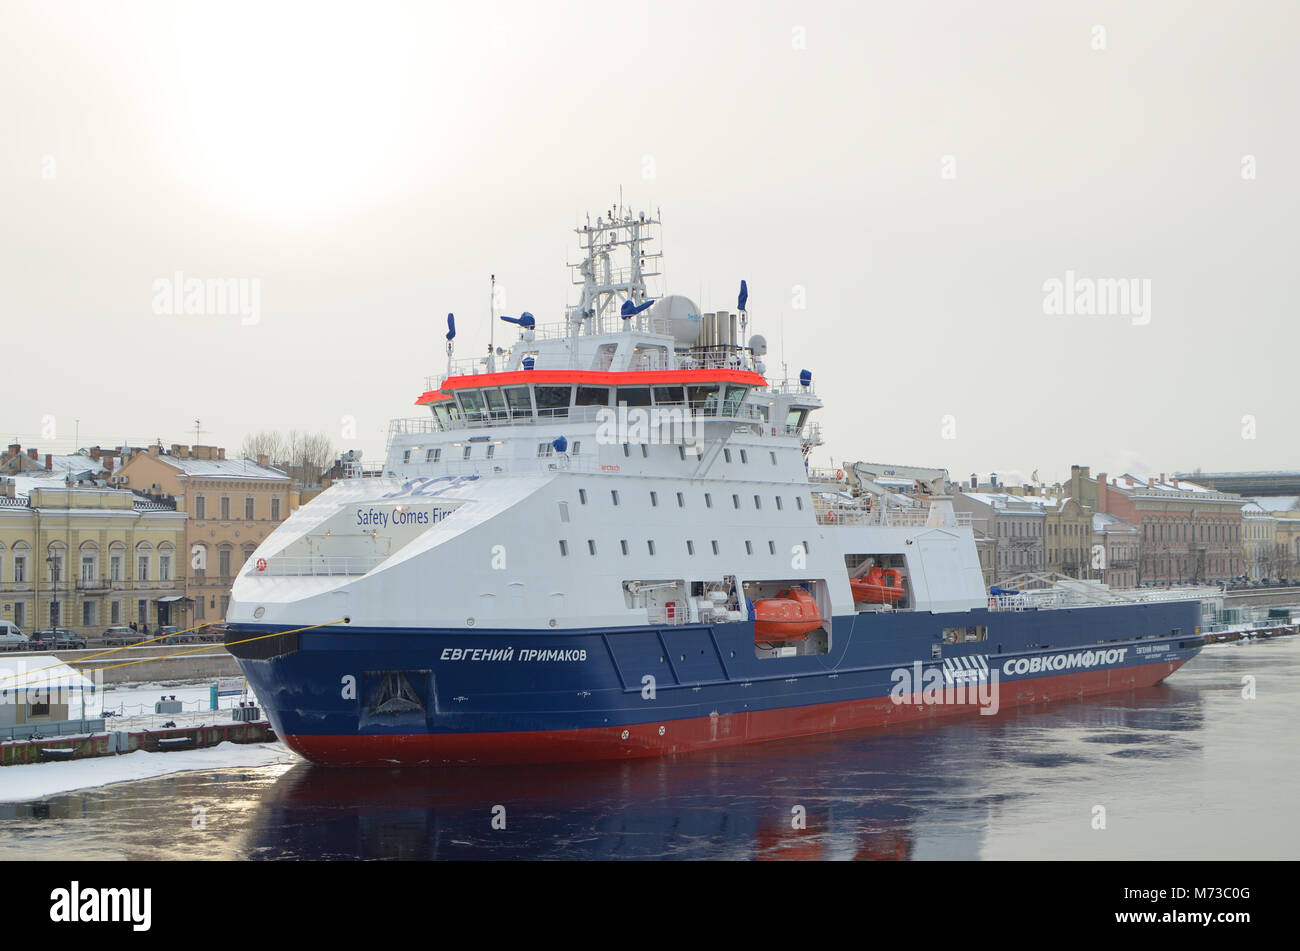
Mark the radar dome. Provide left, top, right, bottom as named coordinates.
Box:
left=648, top=295, right=701, bottom=349
left=748, top=334, right=768, bottom=356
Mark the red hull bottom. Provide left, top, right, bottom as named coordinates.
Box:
left=285, top=659, right=1189, bottom=767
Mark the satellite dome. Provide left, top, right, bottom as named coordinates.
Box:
left=647, top=295, right=701, bottom=349
left=748, top=334, right=768, bottom=357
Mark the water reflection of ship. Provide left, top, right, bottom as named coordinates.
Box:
left=243, top=682, right=1207, bottom=860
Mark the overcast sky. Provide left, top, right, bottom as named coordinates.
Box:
left=3, top=0, right=1296, bottom=484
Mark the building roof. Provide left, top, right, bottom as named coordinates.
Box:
left=959, top=492, right=1047, bottom=514
left=1093, top=512, right=1139, bottom=533
left=0, top=656, right=96, bottom=697
left=156, top=456, right=289, bottom=481
left=1244, top=496, right=1300, bottom=513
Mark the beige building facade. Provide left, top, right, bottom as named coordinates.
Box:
left=116, top=445, right=292, bottom=625
left=0, top=476, right=187, bottom=637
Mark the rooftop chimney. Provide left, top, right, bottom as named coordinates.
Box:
left=27, top=448, right=38, bottom=460
left=44, top=454, right=51, bottom=470
left=257, top=454, right=269, bottom=468
left=1097, top=472, right=1109, bottom=512
left=218, top=447, right=226, bottom=460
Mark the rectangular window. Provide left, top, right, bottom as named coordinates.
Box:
left=137, top=556, right=149, bottom=581
left=686, top=540, right=695, bottom=555
left=82, top=600, right=95, bottom=626
left=13, top=556, right=25, bottom=583
left=159, top=555, right=171, bottom=581
left=463, top=445, right=472, bottom=460
left=724, top=449, right=732, bottom=463
left=676, top=492, right=685, bottom=508
left=588, top=540, right=597, bottom=556
left=705, top=493, right=713, bottom=508
left=219, top=549, right=231, bottom=578
left=578, top=488, right=588, bottom=504
left=647, top=540, right=656, bottom=556
left=640, top=444, right=648, bottom=458
left=195, top=496, right=206, bottom=519
left=802, top=540, right=810, bottom=554
left=622, top=443, right=630, bottom=457
left=678, top=446, right=686, bottom=461
left=732, top=494, right=740, bottom=509
left=81, top=557, right=94, bottom=583
left=620, top=540, right=629, bottom=556
left=426, top=448, right=440, bottom=463
left=538, top=442, right=552, bottom=457
left=195, top=598, right=205, bottom=620
left=745, top=541, right=753, bottom=555
left=768, top=541, right=776, bottom=555
left=611, top=490, right=620, bottom=506
left=740, top=450, right=748, bottom=464
left=220, top=497, right=230, bottom=520
left=535, top=386, right=571, bottom=417
left=942, top=625, right=988, bottom=644
left=559, top=540, right=569, bottom=556
left=711, top=540, right=720, bottom=555
left=110, top=601, right=120, bottom=624
left=650, top=491, right=658, bottom=507
left=754, top=495, right=762, bottom=510
left=486, top=444, right=496, bottom=459
left=504, top=386, right=533, bottom=417
left=245, top=497, right=255, bottom=520
left=575, top=386, right=609, bottom=407
left=770, top=451, right=777, bottom=465
left=571, top=441, right=580, bottom=456
left=271, top=497, right=281, bottom=520
left=776, top=497, right=783, bottom=511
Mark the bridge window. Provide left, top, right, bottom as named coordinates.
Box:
left=653, top=386, right=684, bottom=406
left=504, top=386, right=533, bottom=417
left=723, top=385, right=748, bottom=416
left=535, top=386, right=571, bottom=417
left=617, top=387, right=652, bottom=407
left=483, top=388, right=507, bottom=416
left=458, top=390, right=486, bottom=421
left=575, top=386, right=609, bottom=407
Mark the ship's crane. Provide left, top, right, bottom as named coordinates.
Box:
left=842, top=461, right=951, bottom=500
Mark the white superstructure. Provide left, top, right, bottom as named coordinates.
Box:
left=228, top=207, right=988, bottom=647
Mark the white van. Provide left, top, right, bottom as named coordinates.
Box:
left=0, top=620, right=31, bottom=651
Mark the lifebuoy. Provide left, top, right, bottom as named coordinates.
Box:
left=826, top=511, right=836, bottom=523
left=835, top=469, right=844, bottom=482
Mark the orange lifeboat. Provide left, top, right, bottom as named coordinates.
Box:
left=752, top=588, right=822, bottom=642
left=850, top=567, right=905, bottom=605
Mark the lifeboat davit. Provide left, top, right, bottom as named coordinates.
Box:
left=752, top=588, right=822, bottom=642
left=850, top=567, right=905, bottom=605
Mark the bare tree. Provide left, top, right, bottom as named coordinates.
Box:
left=240, top=429, right=334, bottom=485
left=240, top=430, right=289, bottom=462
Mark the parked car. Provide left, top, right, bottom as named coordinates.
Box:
left=29, top=628, right=88, bottom=650
left=197, top=625, right=225, bottom=643
left=102, top=625, right=143, bottom=647
left=159, top=625, right=199, bottom=645
left=0, top=621, right=32, bottom=651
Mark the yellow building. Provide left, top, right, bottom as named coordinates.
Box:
left=115, top=445, right=292, bottom=624
left=0, top=474, right=187, bottom=637
left=1043, top=496, right=1093, bottom=579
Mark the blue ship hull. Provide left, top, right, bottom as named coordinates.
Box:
left=227, top=600, right=1203, bottom=765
